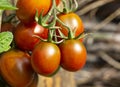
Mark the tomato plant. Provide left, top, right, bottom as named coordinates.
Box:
left=0, top=1, right=88, bottom=87
left=31, top=42, right=61, bottom=76
left=0, top=49, right=35, bottom=87
left=14, top=22, right=48, bottom=51
left=16, top=0, right=61, bottom=24
left=56, top=12, right=84, bottom=40
left=59, top=40, right=87, bottom=71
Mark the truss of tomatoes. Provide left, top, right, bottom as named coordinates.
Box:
left=0, top=0, right=87, bottom=87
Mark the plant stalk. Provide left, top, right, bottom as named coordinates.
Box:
left=0, top=10, right=3, bottom=32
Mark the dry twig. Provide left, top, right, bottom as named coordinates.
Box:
left=76, top=0, right=114, bottom=15
left=98, top=51, right=120, bottom=70
left=93, top=8, right=120, bottom=31
left=83, top=18, right=119, bottom=32
left=87, top=42, right=120, bottom=52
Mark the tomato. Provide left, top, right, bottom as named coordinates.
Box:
left=48, top=66, right=60, bottom=77
left=14, top=22, right=48, bottom=51
left=16, top=0, right=61, bottom=24
left=16, top=0, right=51, bottom=24
left=0, top=49, right=35, bottom=87
left=31, top=42, right=61, bottom=76
left=59, top=40, right=87, bottom=71
left=1, top=23, right=14, bottom=32
left=56, top=12, right=84, bottom=40
left=56, top=0, right=61, bottom=5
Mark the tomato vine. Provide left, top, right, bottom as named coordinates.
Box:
left=0, top=0, right=88, bottom=86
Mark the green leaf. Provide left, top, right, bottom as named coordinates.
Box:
left=0, top=0, right=17, bottom=10
left=0, top=32, right=13, bottom=53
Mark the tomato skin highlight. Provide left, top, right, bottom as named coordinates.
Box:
left=16, top=0, right=52, bottom=24
left=59, top=40, right=87, bottom=71
left=31, top=42, right=61, bottom=76
left=56, top=13, right=84, bottom=40
left=14, top=22, right=48, bottom=51
left=0, top=49, right=35, bottom=87
left=16, top=0, right=61, bottom=24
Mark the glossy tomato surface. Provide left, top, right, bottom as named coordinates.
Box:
left=56, top=0, right=61, bottom=5
left=16, top=0, right=61, bottom=24
left=16, top=0, right=51, bottom=24
left=0, top=49, right=35, bottom=87
left=31, top=42, right=61, bottom=76
left=14, top=22, right=48, bottom=51
left=57, top=12, right=84, bottom=38
left=59, top=40, right=87, bottom=71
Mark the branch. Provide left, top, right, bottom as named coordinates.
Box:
left=83, top=19, right=120, bottom=32
left=93, top=8, right=120, bottom=31
left=87, top=42, right=120, bottom=52
left=77, top=0, right=93, bottom=9
left=92, top=32, right=120, bottom=43
left=76, top=0, right=114, bottom=15
left=98, top=51, right=120, bottom=70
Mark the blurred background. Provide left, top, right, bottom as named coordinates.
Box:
left=1, top=0, right=120, bottom=87
left=75, top=0, right=120, bottom=87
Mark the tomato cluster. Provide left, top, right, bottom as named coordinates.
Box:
left=0, top=0, right=87, bottom=87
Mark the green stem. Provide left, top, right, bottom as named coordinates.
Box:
left=72, top=0, right=78, bottom=11
left=62, top=0, right=66, bottom=9
left=56, top=17, right=70, bottom=31
left=56, top=17, right=74, bottom=39
left=0, top=10, right=3, bottom=32
left=61, top=0, right=69, bottom=13
left=69, top=0, right=73, bottom=12
left=75, top=32, right=90, bottom=40
left=47, top=29, right=53, bottom=42
left=47, top=0, right=57, bottom=42
left=42, top=2, right=54, bottom=23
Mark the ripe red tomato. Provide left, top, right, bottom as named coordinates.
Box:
left=16, top=0, right=51, bottom=24
left=59, top=40, right=87, bottom=71
left=0, top=49, right=35, bottom=87
left=14, top=22, right=48, bottom=51
left=56, top=0, right=61, bottom=5
left=16, top=0, right=61, bottom=24
left=31, top=42, right=61, bottom=76
left=56, top=12, right=84, bottom=40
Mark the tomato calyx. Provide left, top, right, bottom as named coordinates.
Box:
left=34, top=0, right=64, bottom=44
left=56, top=14, right=87, bottom=40
left=35, top=0, right=56, bottom=28
left=34, top=0, right=85, bottom=43
left=55, top=0, right=86, bottom=40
